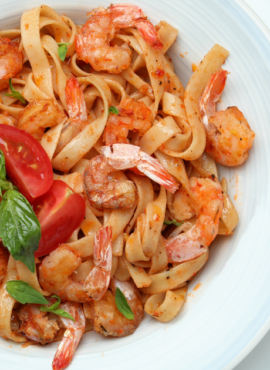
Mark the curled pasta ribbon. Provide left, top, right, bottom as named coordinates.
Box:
left=140, top=250, right=208, bottom=294
left=21, top=5, right=72, bottom=98
left=137, top=186, right=166, bottom=259
left=191, top=152, right=218, bottom=179
left=40, top=119, right=66, bottom=160
left=145, top=285, right=188, bottom=322
left=139, top=116, right=181, bottom=155
left=52, top=75, right=110, bottom=172
left=0, top=257, right=26, bottom=342
left=65, top=205, right=102, bottom=258
left=155, top=150, right=194, bottom=200
left=16, top=261, right=49, bottom=296
left=128, top=28, right=165, bottom=115
left=123, top=254, right=152, bottom=288
left=114, top=256, right=131, bottom=282
left=183, top=44, right=229, bottom=161
left=219, top=177, right=239, bottom=234
left=148, top=236, right=168, bottom=275
left=53, top=172, right=83, bottom=194
left=126, top=172, right=154, bottom=234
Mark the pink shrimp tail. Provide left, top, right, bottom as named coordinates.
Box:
left=138, top=152, right=179, bottom=193
left=110, top=4, right=163, bottom=50
left=101, top=144, right=178, bottom=193
left=65, top=76, right=87, bottom=121
left=165, top=232, right=207, bottom=263
left=199, top=69, right=228, bottom=125
left=135, top=19, right=163, bottom=50
left=84, top=226, right=112, bottom=300
left=52, top=328, right=82, bottom=370
left=110, top=4, right=145, bottom=27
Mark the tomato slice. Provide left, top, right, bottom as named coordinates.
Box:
left=0, top=124, right=53, bottom=202
left=33, top=180, right=86, bottom=257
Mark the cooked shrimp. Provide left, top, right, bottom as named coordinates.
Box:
left=84, top=226, right=112, bottom=300
left=83, top=143, right=178, bottom=209
left=0, top=244, right=9, bottom=286
left=54, top=76, right=89, bottom=156
left=39, top=245, right=91, bottom=302
left=76, top=4, right=163, bottom=73
left=0, top=37, right=23, bottom=79
left=165, top=177, right=223, bottom=263
left=18, top=303, right=59, bottom=344
left=199, top=69, right=255, bottom=166
left=84, top=278, right=143, bottom=337
left=104, top=98, right=152, bottom=145
left=17, top=99, right=66, bottom=141
left=52, top=302, right=85, bottom=370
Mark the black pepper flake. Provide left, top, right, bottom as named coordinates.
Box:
left=166, top=276, right=170, bottom=280
left=132, top=264, right=135, bottom=267
left=100, top=325, right=107, bottom=333
left=173, top=87, right=176, bottom=90
left=159, top=81, right=162, bottom=85
left=168, top=263, right=173, bottom=268
left=167, top=80, right=171, bottom=83
left=240, top=138, right=242, bottom=141
left=211, top=174, right=215, bottom=179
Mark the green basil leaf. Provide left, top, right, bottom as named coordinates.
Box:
left=115, top=287, right=134, bottom=320
left=39, top=307, right=75, bottom=321
left=0, top=179, right=13, bottom=197
left=43, top=295, right=61, bottom=311
left=0, top=149, right=6, bottom=181
left=5, top=79, right=26, bottom=105
left=163, top=219, right=183, bottom=227
left=108, top=106, right=119, bottom=115
left=6, top=281, right=49, bottom=304
left=57, top=43, right=71, bottom=61
left=0, top=189, right=41, bottom=273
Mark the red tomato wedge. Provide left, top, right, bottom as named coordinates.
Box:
left=0, top=124, right=53, bottom=202
left=33, top=180, right=86, bottom=257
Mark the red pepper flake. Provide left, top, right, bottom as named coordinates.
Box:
left=155, top=69, right=165, bottom=77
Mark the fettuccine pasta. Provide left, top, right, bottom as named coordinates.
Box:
left=0, top=4, right=255, bottom=370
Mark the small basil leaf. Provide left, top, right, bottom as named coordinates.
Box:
left=0, top=149, right=6, bottom=180
left=45, top=295, right=61, bottom=311
left=0, top=189, right=41, bottom=273
left=5, top=79, right=26, bottom=105
left=108, top=106, right=119, bottom=115
left=57, top=43, right=71, bottom=61
left=39, top=306, right=75, bottom=321
left=0, top=179, right=13, bottom=197
left=163, top=219, right=183, bottom=227
left=115, top=287, right=134, bottom=320
left=6, top=281, right=49, bottom=304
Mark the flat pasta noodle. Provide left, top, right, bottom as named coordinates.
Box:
left=0, top=3, right=250, bottom=354
left=144, top=285, right=188, bottom=322
left=0, top=257, right=27, bottom=342
left=140, top=250, right=209, bottom=294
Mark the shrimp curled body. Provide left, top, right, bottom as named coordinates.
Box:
left=39, top=227, right=112, bottom=302
left=199, top=69, right=255, bottom=166
left=104, top=98, right=152, bottom=145
left=52, top=302, right=85, bottom=370
left=75, top=4, right=163, bottom=73
left=84, top=278, right=143, bottom=337
left=165, top=177, right=223, bottom=263
left=0, top=37, right=23, bottom=79
left=83, top=143, right=179, bottom=209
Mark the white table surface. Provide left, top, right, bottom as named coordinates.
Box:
left=233, top=0, right=270, bottom=369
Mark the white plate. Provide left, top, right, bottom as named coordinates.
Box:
left=1, top=0, right=270, bottom=369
